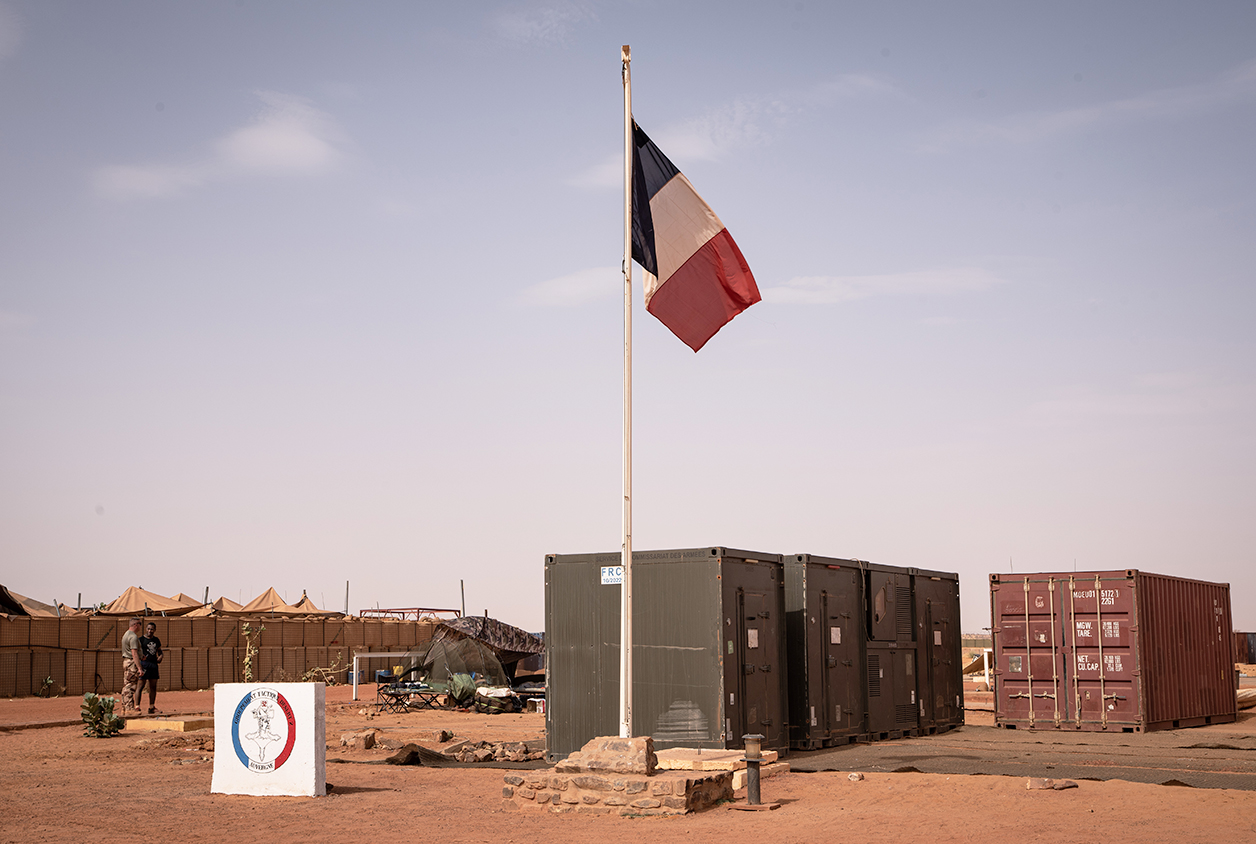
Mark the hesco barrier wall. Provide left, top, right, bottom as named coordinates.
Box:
left=0, top=616, right=435, bottom=698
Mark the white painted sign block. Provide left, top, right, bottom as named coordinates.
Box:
left=211, top=683, right=326, bottom=797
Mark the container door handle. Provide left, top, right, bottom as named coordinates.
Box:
left=826, top=656, right=837, bottom=668
left=743, top=664, right=756, bottom=675
left=759, top=664, right=772, bottom=673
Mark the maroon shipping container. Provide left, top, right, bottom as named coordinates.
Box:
left=991, top=570, right=1235, bottom=732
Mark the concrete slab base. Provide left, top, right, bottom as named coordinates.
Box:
left=731, top=761, right=790, bottom=790
left=655, top=747, right=779, bottom=771
left=124, top=717, right=214, bottom=732
left=727, top=801, right=781, bottom=811
left=502, top=769, right=732, bottom=816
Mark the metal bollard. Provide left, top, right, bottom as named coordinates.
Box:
left=742, top=733, right=764, bottom=805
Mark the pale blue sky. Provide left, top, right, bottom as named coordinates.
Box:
left=2, top=1, right=1254, bottom=631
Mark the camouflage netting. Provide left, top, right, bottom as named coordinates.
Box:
left=431, top=616, right=543, bottom=668
left=395, top=638, right=511, bottom=688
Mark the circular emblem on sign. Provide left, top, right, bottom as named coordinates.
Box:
left=231, top=688, right=296, bottom=773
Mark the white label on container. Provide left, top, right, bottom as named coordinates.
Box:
left=934, top=630, right=942, bottom=646
left=747, top=628, right=759, bottom=649
left=831, top=626, right=841, bottom=645
left=600, top=566, right=623, bottom=585
left=810, top=705, right=816, bottom=727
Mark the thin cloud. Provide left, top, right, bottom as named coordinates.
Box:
left=490, top=0, right=595, bottom=46
left=762, top=267, right=1005, bottom=305
left=94, top=163, right=208, bottom=200
left=655, top=98, right=785, bottom=162
left=569, top=72, right=904, bottom=187
left=519, top=266, right=619, bottom=306
left=93, top=91, right=345, bottom=200
left=215, top=92, right=340, bottom=173
left=1026, top=374, right=1256, bottom=427
left=799, top=73, right=910, bottom=108
left=924, top=57, right=1256, bottom=150
left=567, top=156, right=621, bottom=190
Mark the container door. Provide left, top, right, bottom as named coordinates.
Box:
left=1061, top=574, right=1141, bottom=729
left=818, top=576, right=863, bottom=738
left=920, top=599, right=937, bottom=726
left=894, top=649, right=919, bottom=732
left=994, top=576, right=1067, bottom=728
left=866, top=644, right=894, bottom=733
left=918, top=578, right=962, bottom=730
left=737, top=588, right=783, bottom=748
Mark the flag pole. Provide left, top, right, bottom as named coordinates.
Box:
left=620, top=43, right=634, bottom=739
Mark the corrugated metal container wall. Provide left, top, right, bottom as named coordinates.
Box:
left=914, top=572, right=964, bottom=733
left=544, top=550, right=624, bottom=759
left=865, top=564, right=918, bottom=737
left=784, top=555, right=867, bottom=749
left=991, top=570, right=1236, bottom=732
left=545, top=547, right=787, bottom=761
left=1234, top=632, right=1256, bottom=664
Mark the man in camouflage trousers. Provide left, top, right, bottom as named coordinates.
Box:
left=120, top=618, right=143, bottom=714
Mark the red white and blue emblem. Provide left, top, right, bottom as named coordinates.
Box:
left=231, top=688, right=296, bottom=773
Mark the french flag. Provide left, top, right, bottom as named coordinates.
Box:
left=631, top=121, right=761, bottom=352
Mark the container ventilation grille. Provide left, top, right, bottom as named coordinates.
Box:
left=895, top=704, right=915, bottom=725
left=868, top=654, right=881, bottom=697
left=896, top=586, right=912, bottom=636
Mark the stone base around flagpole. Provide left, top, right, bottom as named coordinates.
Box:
left=500, top=735, right=732, bottom=816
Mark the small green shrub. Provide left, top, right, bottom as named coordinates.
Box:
left=81, top=693, right=124, bottom=738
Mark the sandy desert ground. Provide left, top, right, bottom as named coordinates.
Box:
left=2, top=686, right=1254, bottom=844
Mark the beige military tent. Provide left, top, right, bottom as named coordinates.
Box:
left=233, top=588, right=338, bottom=617
left=0, top=586, right=82, bottom=617
left=101, top=586, right=198, bottom=616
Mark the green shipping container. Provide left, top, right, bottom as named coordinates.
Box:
left=545, top=547, right=788, bottom=761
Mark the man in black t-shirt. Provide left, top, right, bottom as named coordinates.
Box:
left=138, top=622, right=164, bottom=715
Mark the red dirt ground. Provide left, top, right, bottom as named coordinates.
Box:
left=2, top=686, right=1254, bottom=844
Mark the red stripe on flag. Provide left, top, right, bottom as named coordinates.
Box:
left=646, top=229, right=760, bottom=352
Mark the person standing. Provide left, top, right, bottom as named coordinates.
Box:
left=120, top=618, right=143, bottom=715
left=137, top=621, right=164, bottom=715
